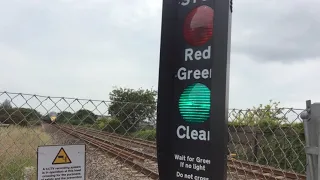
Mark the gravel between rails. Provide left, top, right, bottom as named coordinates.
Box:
left=42, top=123, right=154, bottom=180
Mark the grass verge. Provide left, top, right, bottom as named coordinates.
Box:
left=0, top=125, right=51, bottom=180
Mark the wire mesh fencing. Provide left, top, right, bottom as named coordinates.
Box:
left=0, top=91, right=307, bottom=180
left=227, top=104, right=306, bottom=179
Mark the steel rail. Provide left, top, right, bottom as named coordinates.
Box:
left=62, top=125, right=157, bottom=161
left=74, top=126, right=157, bottom=148
left=54, top=124, right=159, bottom=179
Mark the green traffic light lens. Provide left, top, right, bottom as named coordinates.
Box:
left=178, top=83, right=211, bottom=123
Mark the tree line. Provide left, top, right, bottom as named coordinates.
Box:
left=0, top=87, right=157, bottom=130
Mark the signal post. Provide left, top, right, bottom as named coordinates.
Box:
left=156, top=0, right=232, bottom=180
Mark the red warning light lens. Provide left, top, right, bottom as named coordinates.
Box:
left=183, top=5, right=214, bottom=46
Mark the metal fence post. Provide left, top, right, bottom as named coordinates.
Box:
left=301, top=100, right=320, bottom=180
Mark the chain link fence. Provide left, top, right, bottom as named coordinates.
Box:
left=227, top=106, right=306, bottom=175
left=0, top=91, right=307, bottom=179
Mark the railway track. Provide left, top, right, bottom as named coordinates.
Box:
left=54, top=124, right=159, bottom=179
left=65, top=125, right=157, bottom=148
left=54, top=124, right=306, bottom=180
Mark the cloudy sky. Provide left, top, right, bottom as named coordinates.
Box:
left=0, top=0, right=319, bottom=111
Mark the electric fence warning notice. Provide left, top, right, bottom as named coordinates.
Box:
left=37, top=144, right=86, bottom=180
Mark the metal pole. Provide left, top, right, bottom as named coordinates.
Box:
left=302, top=107, right=314, bottom=180
left=301, top=100, right=320, bottom=180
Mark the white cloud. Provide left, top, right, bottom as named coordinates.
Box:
left=229, top=54, right=320, bottom=109
left=0, top=0, right=319, bottom=111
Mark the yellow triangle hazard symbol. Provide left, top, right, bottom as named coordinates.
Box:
left=52, top=147, right=72, bottom=165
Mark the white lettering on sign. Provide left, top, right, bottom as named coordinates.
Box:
left=180, top=0, right=207, bottom=6
left=185, top=46, right=211, bottom=61
left=196, top=157, right=211, bottom=164
left=176, top=125, right=210, bottom=141
left=177, top=67, right=211, bottom=80
left=174, top=154, right=211, bottom=179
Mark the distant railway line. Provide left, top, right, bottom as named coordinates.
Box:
left=51, top=123, right=306, bottom=180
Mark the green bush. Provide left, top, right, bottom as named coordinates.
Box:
left=230, top=123, right=305, bottom=174
left=133, top=129, right=156, bottom=141
left=228, top=101, right=306, bottom=174
left=0, top=110, right=28, bottom=126
left=94, top=118, right=108, bottom=129
left=107, top=119, right=126, bottom=134
left=69, top=120, right=81, bottom=125
left=94, top=117, right=126, bottom=134
left=74, top=109, right=97, bottom=125
left=55, top=110, right=97, bottom=125
left=56, top=111, right=74, bottom=124
left=0, top=108, right=43, bottom=126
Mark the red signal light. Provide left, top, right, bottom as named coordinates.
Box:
left=183, top=5, right=214, bottom=46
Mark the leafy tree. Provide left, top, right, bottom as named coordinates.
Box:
left=0, top=99, right=12, bottom=109
left=18, top=108, right=42, bottom=121
left=74, top=109, right=97, bottom=125
left=0, top=107, right=42, bottom=126
left=56, top=111, right=74, bottom=123
left=94, top=117, right=126, bottom=134
left=108, top=87, right=157, bottom=132
left=0, top=109, right=27, bottom=126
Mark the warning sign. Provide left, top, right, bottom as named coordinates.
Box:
left=37, top=144, right=85, bottom=180
left=52, top=148, right=72, bottom=164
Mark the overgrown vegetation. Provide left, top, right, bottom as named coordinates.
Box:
left=94, top=117, right=127, bottom=134
left=228, top=100, right=306, bottom=174
left=0, top=125, right=51, bottom=179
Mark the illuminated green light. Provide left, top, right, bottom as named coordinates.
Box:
left=179, top=83, right=211, bottom=123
